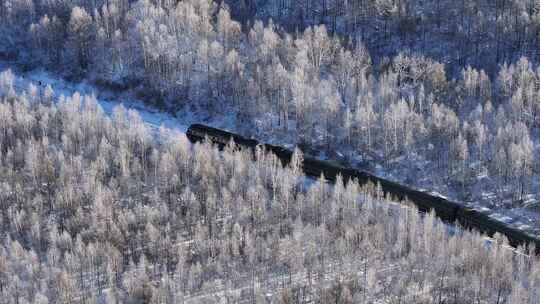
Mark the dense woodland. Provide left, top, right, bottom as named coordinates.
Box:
left=1, top=0, right=540, bottom=209
left=227, top=0, right=540, bottom=75
left=0, top=70, right=540, bottom=303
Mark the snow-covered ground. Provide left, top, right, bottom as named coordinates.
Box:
left=1, top=61, right=245, bottom=140
left=0, top=62, right=190, bottom=134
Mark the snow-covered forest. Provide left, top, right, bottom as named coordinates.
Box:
left=2, top=0, right=540, bottom=219
left=226, top=0, right=540, bottom=75
left=0, top=70, right=539, bottom=303
left=3, top=0, right=540, bottom=301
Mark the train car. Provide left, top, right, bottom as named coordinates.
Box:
left=186, top=124, right=259, bottom=149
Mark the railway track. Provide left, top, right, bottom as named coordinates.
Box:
left=186, top=123, right=540, bottom=253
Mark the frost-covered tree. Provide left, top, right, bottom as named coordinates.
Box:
left=68, top=7, right=94, bottom=69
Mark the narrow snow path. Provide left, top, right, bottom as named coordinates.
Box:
left=1, top=64, right=189, bottom=134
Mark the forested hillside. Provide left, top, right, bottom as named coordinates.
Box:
left=226, top=0, right=540, bottom=75
left=1, top=69, right=540, bottom=304
left=2, top=0, right=540, bottom=222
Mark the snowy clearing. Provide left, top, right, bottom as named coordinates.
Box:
left=0, top=62, right=189, bottom=134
